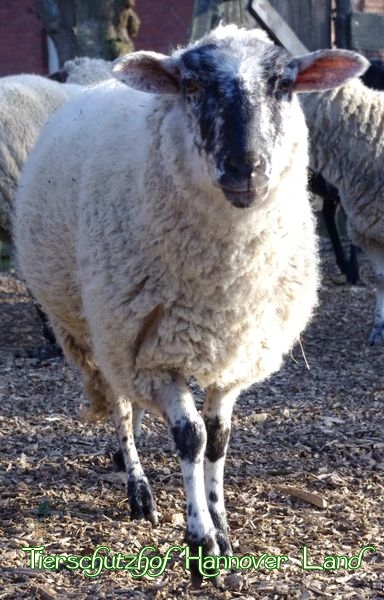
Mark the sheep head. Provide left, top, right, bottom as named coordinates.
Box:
left=113, top=25, right=368, bottom=209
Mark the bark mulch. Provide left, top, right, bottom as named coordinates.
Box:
left=0, top=240, right=383, bottom=599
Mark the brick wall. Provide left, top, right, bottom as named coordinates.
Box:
left=134, top=0, right=194, bottom=53
left=0, top=0, right=46, bottom=76
left=355, top=0, right=384, bottom=13
left=0, top=0, right=194, bottom=77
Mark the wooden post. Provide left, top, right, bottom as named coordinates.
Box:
left=335, top=0, right=352, bottom=48
left=190, top=0, right=253, bottom=42
left=247, top=0, right=308, bottom=54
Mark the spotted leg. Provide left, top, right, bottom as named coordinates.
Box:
left=203, top=387, right=238, bottom=556
left=367, top=244, right=384, bottom=345
left=109, top=394, right=158, bottom=525
left=112, top=403, right=145, bottom=471
left=46, top=323, right=156, bottom=523
left=153, top=375, right=221, bottom=588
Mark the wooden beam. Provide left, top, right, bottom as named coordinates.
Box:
left=350, top=12, right=384, bottom=52
left=247, top=0, right=308, bottom=54
left=190, top=0, right=253, bottom=42
left=335, top=0, right=352, bottom=48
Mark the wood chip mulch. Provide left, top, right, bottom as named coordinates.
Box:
left=0, top=239, right=383, bottom=599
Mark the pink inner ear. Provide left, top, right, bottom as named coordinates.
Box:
left=296, top=55, right=365, bottom=92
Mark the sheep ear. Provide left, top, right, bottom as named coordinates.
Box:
left=112, top=51, right=180, bottom=94
left=289, top=50, right=369, bottom=93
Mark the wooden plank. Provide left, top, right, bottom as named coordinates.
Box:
left=248, top=0, right=308, bottom=54
left=190, top=0, right=253, bottom=42
left=266, top=0, right=331, bottom=50
left=190, top=0, right=216, bottom=41
left=350, top=11, right=384, bottom=51
left=335, top=0, right=352, bottom=48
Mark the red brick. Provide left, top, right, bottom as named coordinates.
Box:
left=0, top=0, right=194, bottom=76
left=0, top=0, right=46, bottom=75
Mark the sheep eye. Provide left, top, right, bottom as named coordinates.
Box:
left=183, top=78, right=201, bottom=94
left=278, top=78, right=293, bottom=95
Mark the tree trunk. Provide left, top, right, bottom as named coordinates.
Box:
left=39, top=0, right=140, bottom=66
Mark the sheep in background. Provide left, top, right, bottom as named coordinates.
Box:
left=48, top=56, right=113, bottom=86
left=301, top=76, right=384, bottom=345
left=307, top=59, right=384, bottom=287
left=15, top=25, right=367, bottom=587
left=0, top=74, right=84, bottom=242
left=308, top=170, right=360, bottom=284
left=0, top=66, right=113, bottom=351
left=0, top=62, right=114, bottom=242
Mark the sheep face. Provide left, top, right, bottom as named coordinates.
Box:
left=113, top=25, right=368, bottom=210
left=174, top=41, right=293, bottom=209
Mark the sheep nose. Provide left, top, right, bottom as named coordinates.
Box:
left=225, top=154, right=255, bottom=180
left=219, top=154, right=268, bottom=191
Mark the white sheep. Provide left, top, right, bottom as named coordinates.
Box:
left=0, top=74, right=83, bottom=241
left=301, top=79, right=384, bottom=344
left=14, top=25, right=366, bottom=587
left=49, top=56, right=113, bottom=86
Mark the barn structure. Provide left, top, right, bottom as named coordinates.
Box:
left=1, top=1, right=384, bottom=77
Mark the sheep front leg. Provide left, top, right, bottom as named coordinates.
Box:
left=203, top=387, right=237, bottom=556
left=153, top=375, right=221, bottom=588
left=109, top=395, right=158, bottom=525
left=367, top=245, right=384, bottom=345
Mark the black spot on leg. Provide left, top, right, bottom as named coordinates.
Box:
left=171, top=419, right=206, bottom=462
left=209, top=491, right=218, bottom=503
left=204, top=416, right=230, bottom=462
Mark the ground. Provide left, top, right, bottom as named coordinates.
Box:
left=0, top=240, right=383, bottom=600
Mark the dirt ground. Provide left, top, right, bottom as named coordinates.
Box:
left=0, top=240, right=383, bottom=600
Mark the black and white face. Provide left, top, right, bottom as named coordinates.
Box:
left=176, top=39, right=297, bottom=208
left=113, top=25, right=369, bottom=209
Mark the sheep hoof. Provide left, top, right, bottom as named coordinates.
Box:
left=216, top=531, right=232, bottom=556
left=127, top=476, right=158, bottom=525
left=190, top=570, right=223, bottom=590
left=186, top=534, right=222, bottom=588
left=369, top=325, right=384, bottom=346
left=189, top=563, right=224, bottom=590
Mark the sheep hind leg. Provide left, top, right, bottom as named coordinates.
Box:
left=108, top=395, right=158, bottom=525
left=52, top=323, right=157, bottom=524
left=366, top=245, right=384, bottom=345
left=153, top=375, right=222, bottom=588
left=112, top=404, right=145, bottom=471
left=203, top=387, right=238, bottom=556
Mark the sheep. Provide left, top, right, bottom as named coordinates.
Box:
left=301, top=75, right=384, bottom=345
left=307, top=59, right=384, bottom=287
left=308, top=170, right=360, bottom=284
left=14, top=25, right=367, bottom=587
left=48, top=56, right=113, bottom=86
left=0, top=74, right=84, bottom=242
left=0, top=63, right=115, bottom=242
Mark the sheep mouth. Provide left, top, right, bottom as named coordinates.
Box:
left=220, top=186, right=267, bottom=208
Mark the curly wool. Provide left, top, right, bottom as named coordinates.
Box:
left=63, top=57, right=113, bottom=86
left=0, top=74, right=82, bottom=239
left=301, top=78, right=384, bottom=248
left=15, top=75, right=318, bottom=412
